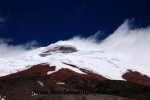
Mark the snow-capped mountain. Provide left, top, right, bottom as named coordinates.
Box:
left=1, top=20, right=150, bottom=88
left=1, top=21, right=150, bottom=100
left=0, top=40, right=150, bottom=87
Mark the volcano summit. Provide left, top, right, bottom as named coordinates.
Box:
left=0, top=21, right=150, bottom=100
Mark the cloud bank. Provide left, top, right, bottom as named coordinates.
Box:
left=0, top=38, right=39, bottom=58
left=69, top=19, right=150, bottom=63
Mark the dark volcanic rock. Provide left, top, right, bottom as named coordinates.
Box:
left=39, top=46, right=77, bottom=57
left=95, top=80, right=150, bottom=100
left=62, top=76, right=150, bottom=100
left=0, top=76, right=135, bottom=100
left=1, top=64, right=150, bottom=100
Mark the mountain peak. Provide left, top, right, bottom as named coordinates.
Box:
left=39, top=45, right=77, bottom=57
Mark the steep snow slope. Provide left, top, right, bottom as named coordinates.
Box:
left=0, top=40, right=150, bottom=80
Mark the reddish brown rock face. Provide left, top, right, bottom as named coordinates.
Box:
left=0, top=63, right=107, bottom=83
left=47, top=68, right=107, bottom=83
left=1, top=63, right=150, bottom=88
left=61, top=62, right=107, bottom=82
left=0, top=64, right=55, bottom=80
left=122, top=70, right=150, bottom=87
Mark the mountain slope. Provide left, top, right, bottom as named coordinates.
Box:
left=1, top=40, right=150, bottom=100
left=0, top=40, right=150, bottom=81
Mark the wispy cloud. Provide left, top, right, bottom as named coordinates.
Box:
left=0, top=13, right=9, bottom=26
left=69, top=19, right=150, bottom=63
left=0, top=38, right=39, bottom=58
left=0, top=16, right=5, bottom=23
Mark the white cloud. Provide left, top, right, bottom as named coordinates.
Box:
left=0, top=13, right=9, bottom=25
left=69, top=19, right=150, bottom=63
left=0, top=16, right=5, bottom=23
left=0, top=13, right=7, bottom=23
left=0, top=38, right=39, bottom=58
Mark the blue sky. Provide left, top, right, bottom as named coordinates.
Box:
left=0, top=0, right=150, bottom=47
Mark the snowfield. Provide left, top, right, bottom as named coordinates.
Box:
left=0, top=40, right=150, bottom=80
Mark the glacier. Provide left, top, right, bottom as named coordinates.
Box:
left=0, top=40, right=150, bottom=80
